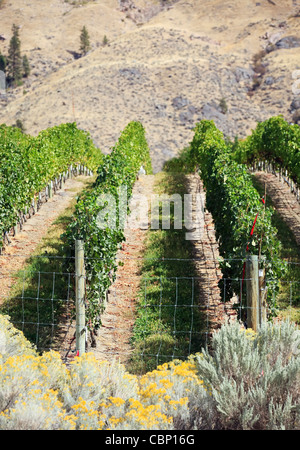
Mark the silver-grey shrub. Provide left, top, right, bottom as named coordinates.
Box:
left=194, top=320, right=300, bottom=430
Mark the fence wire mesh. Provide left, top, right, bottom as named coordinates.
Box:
left=0, top=254, right=299, bottom=369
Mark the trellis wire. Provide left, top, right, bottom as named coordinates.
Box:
left=0, top=267, right=75, bottom=361
left=0, top=257, right=299, bottom=365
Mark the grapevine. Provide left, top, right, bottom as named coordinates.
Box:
left=189, top=120, right=286, bottom=316
left=234, top=116, right=300, bottom=182
left=63, top=121, right=153, bottom=333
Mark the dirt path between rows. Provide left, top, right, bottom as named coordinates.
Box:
left=0, top=175, right=91, bottom=303
left=186, top=173, right=236, bottom=335
left=254, top=171, right=300, bottom=248
left=89, top=174, right=156, bottom=365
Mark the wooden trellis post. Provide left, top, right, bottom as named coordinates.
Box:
left=75, top=240, right=86, bottom=356
left=246, top=255, right=259, bottom=331
left=246, top=255, right=268, bottom=331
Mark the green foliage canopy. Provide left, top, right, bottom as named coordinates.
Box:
left=63, top=121, right=152, bottom=330
left=0, top=122, right=102, bottom=246
left=189, top=120, right=286, bottom=315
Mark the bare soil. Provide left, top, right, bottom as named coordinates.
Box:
left=186, top=173, right=237, bottom=334
left=254, top=171, right=300, bottom=248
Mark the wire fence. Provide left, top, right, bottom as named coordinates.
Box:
left=0, top=252, right=299, bottom=369
left=0, top=266, right=76, bottom=361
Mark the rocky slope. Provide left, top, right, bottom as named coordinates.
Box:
left=0, top=0, right=299, bottom=171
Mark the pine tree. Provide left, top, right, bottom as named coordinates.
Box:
left=80, top=26, right=91, bottom=56
left=0, top=52, right=6, bottom=72
left=14, top=119, right=25, bottom=133
left=7, top=24, right=22, bottom=85
left=102, top=35, right=108, bottom=46
left=22, top=54, right=30, bottom=77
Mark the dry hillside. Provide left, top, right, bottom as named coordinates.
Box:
left=0, top=0, right=299, bottom=171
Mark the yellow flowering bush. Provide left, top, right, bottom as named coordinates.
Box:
left=0, top=386, right=70, bottom=430
left=64, top=355, right=208, bottom=430
left=138, top=358, right=209, bottom=429
left=0, top=315, right=36, bottom=361
left=0, top=314, right=210, bottom=430
left=0, top=351, right=71, bottom=430
left=96, top=396, right=173, bottom=430
left=63, top=353, right=139, bottom=406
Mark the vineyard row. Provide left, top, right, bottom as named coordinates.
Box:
left=62, top=121, right=153, bottom=333
left=187, top=116, right=299, bottom=317
left=0, top=122, right=103, bottom=249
